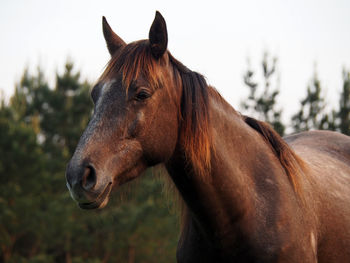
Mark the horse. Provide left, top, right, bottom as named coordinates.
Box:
left=66, top=11, right=350, bottom=262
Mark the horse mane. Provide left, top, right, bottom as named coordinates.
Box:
left=168, top=54, right=212, bottom=179
left=243, top=116, right=306, bottom=195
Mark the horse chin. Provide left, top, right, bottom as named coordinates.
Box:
left=78, top=182, right=112, bottom=210
left=114, top=161, right=148, bottom=186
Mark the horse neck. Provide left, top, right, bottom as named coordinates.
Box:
left=165, top=93, right=289, bottom=239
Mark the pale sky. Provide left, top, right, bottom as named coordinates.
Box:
left=1, top=0, right=350, bottom=121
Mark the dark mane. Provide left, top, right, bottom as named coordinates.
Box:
left=243, top=116, right=306, bottom=195
left=168, top=54, right=212, bottom=178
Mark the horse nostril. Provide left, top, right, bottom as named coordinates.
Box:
left=82, top=165, right=97, bottom=191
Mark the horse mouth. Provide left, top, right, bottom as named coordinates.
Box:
left=78, top=183, right=112, bottom=209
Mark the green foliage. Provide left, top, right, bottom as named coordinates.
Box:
left=241, top=52, right=285, bottom=135
left=0, top=104, right=50, bottom=263
left=0, top=62, right=178, bottom=263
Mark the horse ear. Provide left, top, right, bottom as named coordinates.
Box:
left=149, top=11, right=168, bottom=59
left=102, top=16, right=126, bottom=56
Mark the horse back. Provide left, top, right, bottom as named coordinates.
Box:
left=285, top=130, right=350, bottom=262
left=285, top=130, right=350, bottom=162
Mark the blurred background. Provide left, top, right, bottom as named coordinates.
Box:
left=1, top=0, right=350, bottom=262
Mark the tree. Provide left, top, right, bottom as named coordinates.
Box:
left=241, top=52, right=285, bottom=135
left=291, top=72, right=335, bottom=132
left=0, top=99, right=48, bottom=262
left=11, top=62, right=93, bottom=172
left=338, top=69, right=350, bottom=135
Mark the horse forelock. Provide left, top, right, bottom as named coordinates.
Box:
left=99, top=40, right=163, bottom=91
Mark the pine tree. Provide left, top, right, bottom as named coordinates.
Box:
left=0, top=98, right=47, bottom=262
left=241, top=52, right=285, bottom=135
left=338, top=69, right=350, bottom=135
left=291, top=72, right=335, bottom=132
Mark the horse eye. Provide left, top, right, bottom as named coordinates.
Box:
left=135, top=90, right=151, bottom=101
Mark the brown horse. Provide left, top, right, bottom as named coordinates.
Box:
left=66, top=12, right=350, bottom=262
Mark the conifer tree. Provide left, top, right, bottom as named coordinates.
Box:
left=241, top=52, right=285, bottom=135
left=338, top=69, right=350, bottom=135
left=291, top=72, right=335, bottom=132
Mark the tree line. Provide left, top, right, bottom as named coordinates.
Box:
left=0, top=57, right=349, bottom=262
left=242, top=52, right=350, bottom=136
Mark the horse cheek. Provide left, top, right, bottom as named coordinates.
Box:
left=141, top=107, right=178, bottom=165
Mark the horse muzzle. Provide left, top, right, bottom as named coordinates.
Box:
left=66, top=161, right=112, bottom=209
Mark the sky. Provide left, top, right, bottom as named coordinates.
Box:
left=1, top=0, right=350, bottom=121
